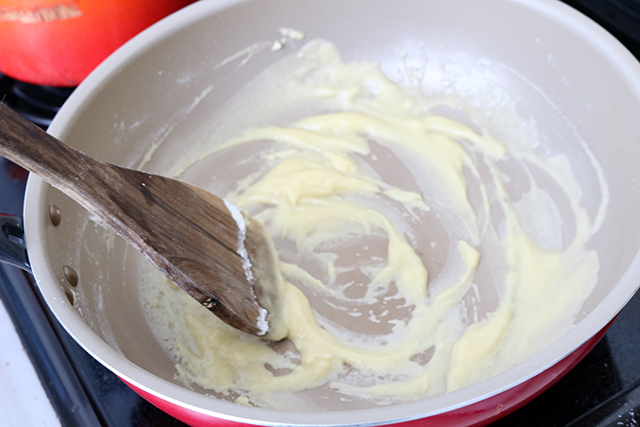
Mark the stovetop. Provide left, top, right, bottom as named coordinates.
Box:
left=1, top=1, right=640, bottom=425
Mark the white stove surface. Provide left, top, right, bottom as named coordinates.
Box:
left=0, top=297, right=60, bottom=427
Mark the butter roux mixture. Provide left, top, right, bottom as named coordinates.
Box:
left=141, top=40, right=605, bottom=410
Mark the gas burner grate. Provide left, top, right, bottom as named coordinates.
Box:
left=0, top=73, right=74, bottom=129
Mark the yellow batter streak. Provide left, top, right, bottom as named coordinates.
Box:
left=141, top=40, right=604, bottom=409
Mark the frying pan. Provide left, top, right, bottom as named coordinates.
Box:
left=4, top=0, right=640, bottom=425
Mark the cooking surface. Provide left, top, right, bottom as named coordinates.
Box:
left=1, top=0, right=640, bottom=425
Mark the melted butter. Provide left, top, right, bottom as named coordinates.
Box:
left=141, top=40, right=606, bottom=409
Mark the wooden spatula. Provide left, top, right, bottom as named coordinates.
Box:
left=0, top=102, right=285, bottom=340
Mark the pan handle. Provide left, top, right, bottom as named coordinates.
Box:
left=0, top=214, right=31, bottom=272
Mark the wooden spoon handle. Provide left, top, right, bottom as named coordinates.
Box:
left=0, top=103, right=106, bottom=201
left=0, top=102, right=275, bottom=337
left=0, top=103, right=158, bottom=262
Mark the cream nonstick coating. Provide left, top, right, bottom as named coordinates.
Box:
left=140, top=40, right=605, bottom=410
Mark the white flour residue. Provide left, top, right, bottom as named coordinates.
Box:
left=223, top=199, right=254, bottom=285
left=135, top=84, right=214, bottom=171
left=279, top=27, right=305, bottom=41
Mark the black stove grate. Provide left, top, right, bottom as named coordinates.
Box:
left=0, top=74, right=74, bottom=129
